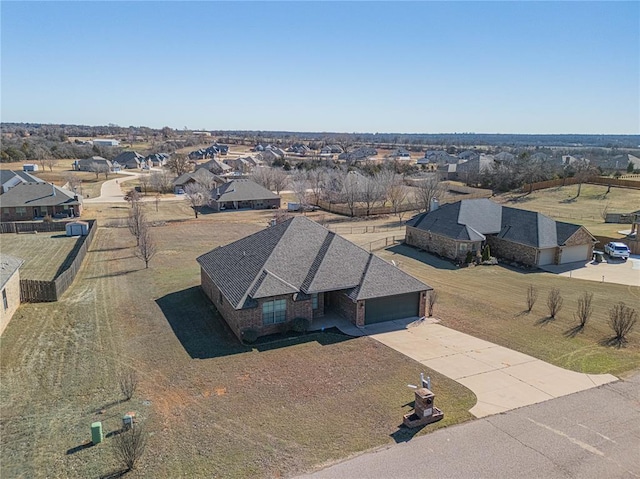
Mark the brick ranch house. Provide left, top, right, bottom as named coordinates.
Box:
left=405, top=198, right=596, bottom=267
left=0, top=254, right=24, bottom=336
left=197, top=216, right=431, bottom=341
left=0, top=182, right=83, bottom=221
left=210, top=179, right=281, bottom=212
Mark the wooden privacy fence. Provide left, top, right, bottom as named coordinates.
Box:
left=366, top=235, right=404, bottom=252
left=317, top=199, right=421, bottom=217
left=19, top=220, right=98, bottom=303
left=325, top=224, right=405, bottom=235
left=0, top=221, right=69, bottom=234
left=525, top=176, right=640, bottom=192
left=593, top=235, right=640, bottom=255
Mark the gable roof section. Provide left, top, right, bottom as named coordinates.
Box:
left=408, top=199, right=588, bottom=249
left=0, top=254, right=24, bottom=290
left=197, top=217, right=431, bottom=310
left=0, top=183, right=80, bottom=207
left=213, top=179, right=279, bottom=202
left=556, top=222, right=595, bottom=245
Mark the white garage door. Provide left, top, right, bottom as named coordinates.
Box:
left=538, top=248, right=556, bottom=266
left=560, top=245, right=589, bottom=264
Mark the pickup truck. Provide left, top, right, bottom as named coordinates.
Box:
left=604, top=242, right=631, bottom=260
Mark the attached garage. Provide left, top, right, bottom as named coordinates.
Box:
left=537, top=248, right=556, bottom=266
left=560, top=245, right=590, bottom=264
left=365, top=292, right=420, bottom=324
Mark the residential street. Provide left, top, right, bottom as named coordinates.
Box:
left=301, top=373, right=640, bottom=479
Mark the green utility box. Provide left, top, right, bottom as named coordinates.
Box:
left=91, top=421, right=103, bottom=444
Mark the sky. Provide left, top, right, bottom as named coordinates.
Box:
left=1, top=1, right=638, bottom=134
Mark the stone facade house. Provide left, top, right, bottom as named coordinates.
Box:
left=0, top=183, right=83, bottom=221
left=0, top=255, right=24, bottom=335
left=405, top=198, right=596, bottom=267
left=197, top=217, right=431, bottom=340
left=173, top=168, right=226, bottom=193
left=210, top=179, right=281, bottom=211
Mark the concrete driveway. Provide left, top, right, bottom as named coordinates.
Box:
left=366, top=319, right=617, bottom=418
left=540, top=256, right=640, bottom=287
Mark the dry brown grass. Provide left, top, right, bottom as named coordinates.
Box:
left=0, top=218, right=475, bottom=478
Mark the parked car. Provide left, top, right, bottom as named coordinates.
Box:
left=604, top=242, right=631, bottom=260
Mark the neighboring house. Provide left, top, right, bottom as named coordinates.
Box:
left=259, top=149, right=285, bottom=163
left=494, top=152, right=515, bottom=163
left=223, top=157, right=259, bottom=174
left=454, top=154, right=495, bottom=181
left=173, top=168, right=225, bottom=193
left=197, top=216, right=431, bottom=340
left=92, top=139, right=120, bottom=147
left=113, top=151, right=145, bottom=169
left=288, top=144, right=312, bottom=156
left=211, top=179, right=281, bottom=211
left=0, top=254, right=24, bottom=336
left=145, top=153, right=169, bottom=167
left=338, top=147, right=378, bottom=162
left=562, top=155, right=589, bottom=167
left=0, top=183, right=83, bottom=221
left=0, top=170, right=44, bottom=194
left=423, top=150, right=458, bottom=165
left=198, top=158, right=233, bottom=175
left=405, top=198, right=596, bottom=267
left=189, top=143, right=229, bottom=160
left=387, top=147, right=411, bottom=160
left=321, top=144, right=344, bottom=155
left=75, top=156, right=114, bottom=172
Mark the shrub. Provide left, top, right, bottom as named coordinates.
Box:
left=608, top=302, right=637, bottom=346
left=242, top=328, right=258, bottom=344
left=118, top=369, right=138, bottom=401
left=546, top=288, right=563, bottom=319
left=526, top=284, right=538, bottom=312
left=291, top=317, right=310, bottom=333
left=574, top=292, right=593, bottom=330
left=465, top=251, right=473, bottom=264
left=482, top=245, right=491, bottom=261
left=112, top=425, right=148, bottom=471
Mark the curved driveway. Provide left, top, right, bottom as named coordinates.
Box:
left=83, top=171, right=140, bottom=203
left=364, top=319, right=617, bottom=418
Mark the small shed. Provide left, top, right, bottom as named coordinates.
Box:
left=66, top=221, right=89, bottom=236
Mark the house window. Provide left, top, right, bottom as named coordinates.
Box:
left=2, top=289, right=7, bottom=310
left=262, top=298, right=287, bottom=324
left=312, top=293, right=318, bottom=310
left=459, top=243, right=467, bottom=253
left=16, top=207, right=26, bottom=216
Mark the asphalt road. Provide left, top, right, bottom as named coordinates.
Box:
left=301, top=374, right=640, bottom=479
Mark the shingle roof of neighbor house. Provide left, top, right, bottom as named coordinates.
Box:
left=173, top=168, right=221, bottom=187
left=406, top=198, right=591, bottom=248
left=212, top=179, right=280, bottom=202
left=197, top=217, right=431, bottom=309
left=0, top=254, right=24, bottom=290
left=0, top=183, right=82, bottom=207
left=0, top=170, right=44, bottom=186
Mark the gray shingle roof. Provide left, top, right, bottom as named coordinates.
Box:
left=0, top=254, right=24, bottom=290
left=197, top=217, right=431, bottom=310
left=0, top=183, right=81, bottom=207
left=173, top=168, right=221, bottom=187
left=0, top=170, right=44, bottom=186
left=407, top=198, right=590, bottom=248
left=213, top=179, right=280, bottom=202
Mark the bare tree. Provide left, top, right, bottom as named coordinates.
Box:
left=608, top=302, right=637, bottom=346
left=134, top=223, right=157, bottom=269
left=271, top=168, right=289, bottom=195
left=322, top=168, right=345, bottom=204
left=124, top=188, right=142, bottom=208
left=138, top=172, right=151, bottom=195
left=360, top=174, right=384, bottom=216
left=184, top=183, right=210, bottom=218
left=600, top=201, right=610, bottom=221
left=88, top=161, right=108, bottom=180
left=128, top=203, right=147, bottom=246
left=308, top=168, right=326, bottom=206
left=342, top=171, right=363, bottom=216
left=290, top=170, right=309, bottom=207
left=427, top=290, right=438, bottom=317
left=546, top=288, right=563, bottom=319
left=574, top=292, right=593, bottom=330
left=166, top=153, right=191, bottom=176
left=112, top=425, right=148, bottom=472
left=251, top=168, right=274, bottom=191
left=383, top=172, right=409, bottom=220
left=64, top=172, right=81, bottom=193
left=150, top=170, right=173, bottom=193
left=118, top=369, right=138, bottom=401
left=414, top=174, right=445, bottom=212
left=526, top=284, right=538, bottom=312
left=570, top=158, right=596, bottom=198
left=43, top=157, right=59, bottom=172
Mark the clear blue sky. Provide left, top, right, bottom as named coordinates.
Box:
left=2, top=1, right=638, bottom=134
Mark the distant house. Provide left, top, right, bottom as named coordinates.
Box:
left=222, top=156, right=262, bottom=174
left=405, top=198, right=596, bottom=267
left=211, top=179, right=281, bottom=211
left=454, top=154, right=495, bottom=182
left=0, top=254, right=24, bottom=336
left=494, top=152, right=515, bottom=163
left=320, top=144, right=344, bottom=155
left=387, top=147, right=411, bottom=160
left=75, top=156, right=114, bottom=172
left=288, top=144, right=312, bottom=156
left=113, top=151, right=145, bottom=169
left=0, top=183, right=83, bottom=221
left=188, top=143, right=229, bottom=160
left=0, top=170, right=44, bottom=194
left=173, top=168, right=225, bottom=193
left=92, top=139, right=120, bottom=147
left=198, top=158, right=233, bottom=175
left=338, top=147, right=378, bottom=162
left=197, top=216, right=431, bottom=341
left=145, top=153, right=169, bottom=167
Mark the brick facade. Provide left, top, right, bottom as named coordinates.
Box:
left=212, top=198, right=280, bottom=212
left=486, top=236, right=539, bottom=266
left=406, top=227, right=481, bottom=261
left=0, top=268, right=21, bottom=336
left=1, top=204, right=82, bottom=222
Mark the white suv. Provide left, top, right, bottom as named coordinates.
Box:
left=604, top=242, right=631, bottom=260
